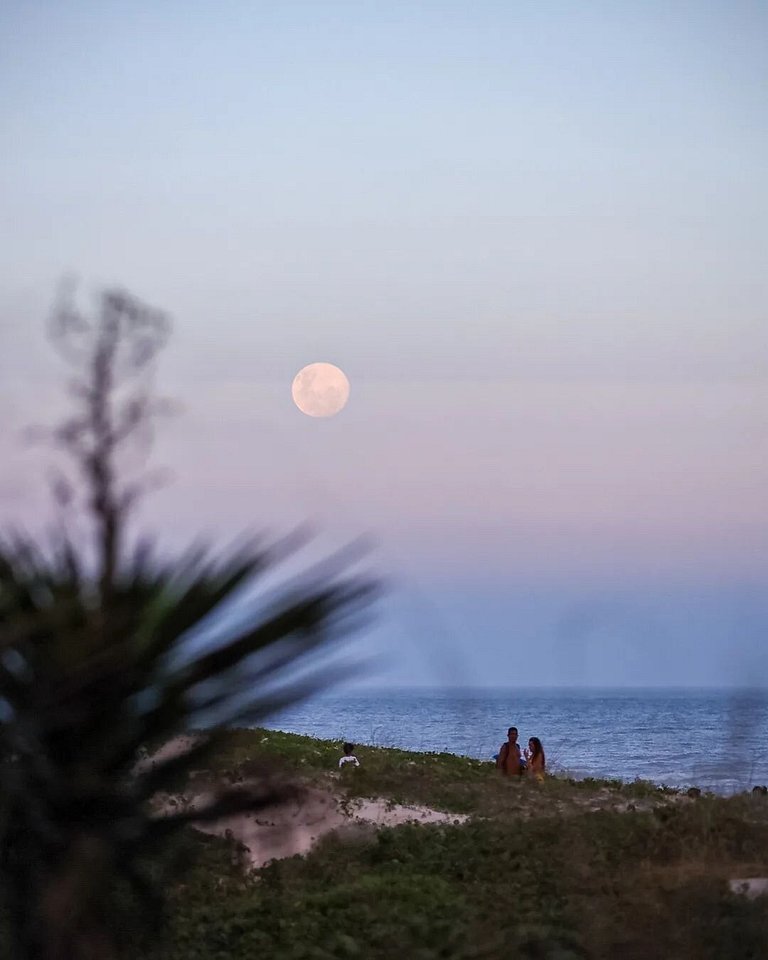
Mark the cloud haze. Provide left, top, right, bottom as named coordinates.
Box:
left=1, top=0, right=766, bottom=685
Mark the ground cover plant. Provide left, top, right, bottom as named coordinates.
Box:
left=194, top=727, right=686, bottom=819
left=138, top=728, right=768, bottom=960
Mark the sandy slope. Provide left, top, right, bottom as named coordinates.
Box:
left=188, top=788, right=468, bottom=868
left=142, top=736, right=467, bottom=868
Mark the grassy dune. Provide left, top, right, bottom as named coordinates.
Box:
left=145, top=729, right=768, bottom=959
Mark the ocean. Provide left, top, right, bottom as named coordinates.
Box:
left=266, top=687, right=768, bottom=794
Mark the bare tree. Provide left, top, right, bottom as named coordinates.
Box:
left=0, top=287, right=375, bottom=959
left=47, top=285, right=172, bottom=603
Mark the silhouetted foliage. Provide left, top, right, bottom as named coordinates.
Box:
left=0, top=288, right=376, bottom=959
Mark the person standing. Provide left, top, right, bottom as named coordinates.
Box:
left=496, top=726, right=523, bottom=776
left=524, top=737, right=546, bottom=781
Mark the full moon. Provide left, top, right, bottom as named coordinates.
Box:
left=291, top=362, right=350, bottom=418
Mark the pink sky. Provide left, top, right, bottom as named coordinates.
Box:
left=2, top=1, right=767, bottom=685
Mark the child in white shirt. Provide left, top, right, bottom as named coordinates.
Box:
left=338, top=742, right=360, bottom=768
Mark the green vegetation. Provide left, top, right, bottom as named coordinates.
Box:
left=143, top=728, right=768, bottom=959
left=192, top=727, right=687, bottom=821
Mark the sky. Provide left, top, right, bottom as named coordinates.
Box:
left=1, top=1, right=766, bottom=687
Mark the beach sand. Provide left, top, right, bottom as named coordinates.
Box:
left=144, top=736, right=467, bottom=868
left=179, top=789, right=468, bottom=868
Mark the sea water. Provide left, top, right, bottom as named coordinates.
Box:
left=266, top=687, right=768, bottom=794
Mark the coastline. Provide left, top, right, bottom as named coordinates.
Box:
left=129, top=726, right=768, bottom=957
left=146, top=727, right=741, bottom=871
left=261, top=686, right=768, bottom=795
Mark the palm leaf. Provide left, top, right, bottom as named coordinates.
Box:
left=0, top=287, right=378, bottom=959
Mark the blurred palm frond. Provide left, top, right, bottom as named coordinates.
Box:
left=0, top=286, right=378, bottom=960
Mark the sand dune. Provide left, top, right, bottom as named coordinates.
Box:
left=144, top=737, right=467, bottom=868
